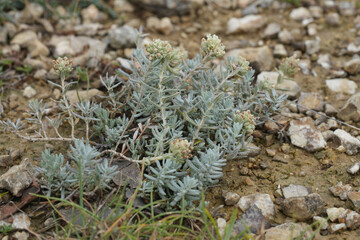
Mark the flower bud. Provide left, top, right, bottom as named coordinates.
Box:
left=234, top=110, right=256, bottom=135
left=279, top=56, right=299, bottom=78
left=53, top=57, right=73, bottom=76
left=169, top=138, right=193, bottom=163
left=201, top=34, right=225, bottom=58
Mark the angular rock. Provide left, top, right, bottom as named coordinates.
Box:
left=13, top=231, right=29, bottom=240
left=109, top=25, right=138, bottom=49
left=282, top=184, right=311, bottom=199
left=273, top=44, right=287, bottom=57
left=333, top=129, right=360, bottom=155
left=29, top=40, right=49, bottom=57
left=217, top=218, right=227, bottom=238
left=23, top=58, right=47, bottom=70
left=11, top=30, right=49, bottom=57
left=74, top=23, right=103, bottom=36
left=325, top=78, right=358, bottom=95
left=276, top=79, right=301, bottom=99
left=237, top=193, right=275, bottom=220
left=227, top=15, right=266, bottom=34
left=329, top=223, right=346, bottom=233
left=81, top=4, right=107, bottom=23
left=34, top=69, right=47, bottom=80
left=317, top=54, right=331, bottom=70
left=329, top=181, right=352, bottom=200
left=223, top=191, right=240, bottom=206
left=0, top=158, right=37, bottom=196
left=11, top=31, right=37, bottom=46
left=288, top=117, right=327, bottom=152
left=345, top=210, right=360, bottom=230
left=297, top=92, right=324, bottom=112
left=265, top=223, right=314, bottom=240
left=290, top=7, right=312, bottom=21
left=158, top=17, right=173, bottom=35
left=226, top=46, right=274, bottom=71
left=348, top=192, right=360, bottom=210
left=348, top=162, right=360, bottom=175
left=313, top=216, right=328, bottom=230
left=278, top=29, right=293, bottom=44
left=49, top=35, right=106, bottom=68
left=13, top=213, right=30, bottom=230
left=344, top=58, right=360, bottom=75
left=23, top=86, right=36, bottom=99
left=233, top=205, right=271, bottom=235
left=66, top=89, right=104, bottom=104
left=305, top=39, right=320, bottom=55
left=325, top=12, right=340, bottom=26
left=324, top=103, right=338, bottom=116
left=327, top=207, right=346, bottom=222
left=281, top=193, right=325, bottom=221
left=257, top=71, right=301, bottom=98
left=263, top=23, right=281, bottom=38
left=338, top=92, right=360, bottom=122
left=309, top=6, right=323, bottom=18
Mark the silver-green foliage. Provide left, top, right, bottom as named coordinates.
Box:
left=36, top=139, right=118, bottom=198
left=106, top=37, right=287, bottom=208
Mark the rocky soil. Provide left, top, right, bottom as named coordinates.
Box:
left=1, top=0, right=360, bottom=239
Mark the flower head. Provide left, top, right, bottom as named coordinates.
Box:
left=53, top=57, right=73, bottom=76
left=279, top=56, right=299, bottom=78
left=201, top=34, right=225, bottom=58
left=234, top=110, right=256, bottom=135
left=145, top=39, right=173, bottom=61
left=169, top=138, right=193, bottom=163
left=236, top=56, right=250, bottom=75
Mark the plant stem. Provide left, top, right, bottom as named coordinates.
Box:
left=61, top=72, right=75, bottom=139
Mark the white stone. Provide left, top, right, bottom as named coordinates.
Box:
left=109, top=25, right=137, bottom=49
left=13, top=213, right=30, bottom=230
left=23, top=86, right=36, bottom=98
left=11, top=31, right=37, bottom=46
left=66, top=89, right=105, bottom=104
left=338, top=92, right=360, bottom=122
left=11, top=31, right=49, bottom=57
left=217, top=218, right=227, bottom=238
left=290, top=7, right=312, bottom=21
left=288, top=117, right=327, bottom=152
left=158, top=17, right=173, bottom=35
left=34, top=69, right=47, bottom=80
left=329, top=223, right=346, bottom=233
left=257, top=71, right=301, bottom=99
left=334, top=129, right=360, bottom=155
left=223, top=191, right=240, bottom=206
left=278, top=30, right=293, bottom=44
left=325, top=79, right=358, bottom=95
left=282, top=184, right=310, bottom=199
left=0, top=158, right=37, bottom=196
left=327, top=207, right=346, bottom=222
left=237, top=193, right=275, bottom=220
left=263, top=23, right=281, bottom=38
left=227, top=15, right=266, bottom=34
left=313, top=216, right=328, bottom=230
left=344, top=58, right=360, bottom=75
left=273, top=44, right=287, bottom=57
left=13, top=231, right=29, bottom=240
left=226, top=46, right=274, bottom=71
left=347, top=43, right=360, bottom=53
left=317, top=54, right=331, bottom=70
left=305, top=39, right=320, bottom=55
left=348, top=162, right=360, bottom=174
